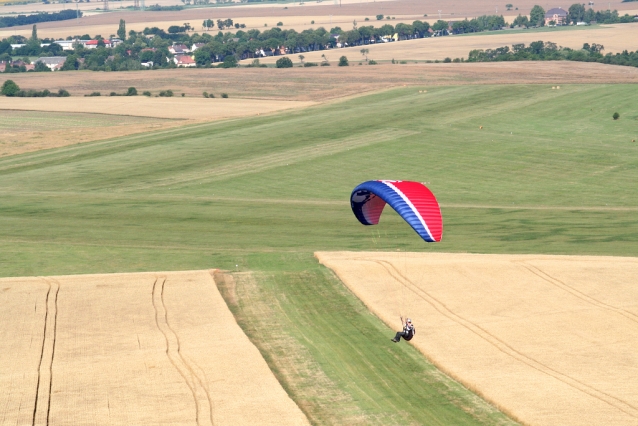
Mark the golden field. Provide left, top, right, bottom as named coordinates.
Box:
left=0, top=270, right=310, bottom=425
left=0, top=96, right=314, bottom=120
left=317, top=251, right=638, bottom=426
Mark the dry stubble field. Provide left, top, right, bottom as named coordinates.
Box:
left=317, top=251, right=638, bottom=426
left=0, top=270, right=309, bottom=426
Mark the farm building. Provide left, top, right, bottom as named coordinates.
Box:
left=34, top=56, right=66, bottom=71
left=169, top=44, right=190, bottom=55
left=545, top=7, right=568, bottom=25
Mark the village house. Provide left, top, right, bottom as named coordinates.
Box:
left=191, top=43, right=205, bottom=51
left=169, top=44, right=190, bottom=55
left=11, top=59, right=35, bottom=71
left=174, top=54, right=196, bottom=67
left=84, top=39, right=113, bottom=49
left=49, top=38, right=122, bottom=51
left=545, top=7, right=568, bottom=26
left=34, top=56, right=66, bottom=71
left=52, top=39, right=88, bottom=50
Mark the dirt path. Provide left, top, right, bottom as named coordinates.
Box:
left=316, top=251, right=638, bottom=426
left=0, top=270, right=310, bottom=425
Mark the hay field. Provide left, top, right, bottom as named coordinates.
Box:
left=257, top=22, right=638, bottom=63
left=0, top=270, right=309, bottom=426
left=317, top=251, right=638, bottom=426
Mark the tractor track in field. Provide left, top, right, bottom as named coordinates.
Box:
left=368, top=258, right=638, bottom=419
left=151, top=277, right=215, bottom=426
left=32, top=277, right=59, bottom=426
left=516, top=261, right=638, bottom=325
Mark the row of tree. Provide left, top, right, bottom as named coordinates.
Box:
left=447, top=15, right=507, bottom=34
left=1, top=79, right=69, bottom=97
left=467, top=40, right=638, bottom=68
left=0, top=10, right=80, bottom=29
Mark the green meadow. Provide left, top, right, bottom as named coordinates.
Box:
left=1, top=84, right=637, bottom=424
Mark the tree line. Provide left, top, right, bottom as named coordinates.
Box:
left=467, top=40, right=638, bottom=68
left=0, top=10, right=81, bottom=29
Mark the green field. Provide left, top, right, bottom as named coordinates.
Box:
left=2, top=84, right=637, bottom=424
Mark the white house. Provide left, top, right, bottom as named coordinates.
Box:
left=174, top=54, right=196, bottom=67
left=35, top=56, right=67, bottom=71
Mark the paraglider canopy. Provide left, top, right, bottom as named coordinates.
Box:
left=350, top=180, right=443, bottom=243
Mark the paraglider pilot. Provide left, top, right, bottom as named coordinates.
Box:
left=391, top=317, right=415, bottom=343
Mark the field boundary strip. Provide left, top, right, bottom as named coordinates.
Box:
left=151, top=276, right=215, bottom=426
left=351, top=257, right=638, bottom=419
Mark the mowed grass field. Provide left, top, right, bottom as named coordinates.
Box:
left=2, top=83, right=638, bottom=424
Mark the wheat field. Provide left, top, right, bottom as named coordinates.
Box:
left=0, top=97, right=314, bottom=120
left=0, top=270, right=310, bottom=426
left=317, top=251, right=638, bottom=426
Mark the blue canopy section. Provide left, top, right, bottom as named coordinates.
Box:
left=350, top=180, right=436, bottom=243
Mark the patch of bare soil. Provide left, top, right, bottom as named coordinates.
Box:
left=316, top=251, right=638, bottom=426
